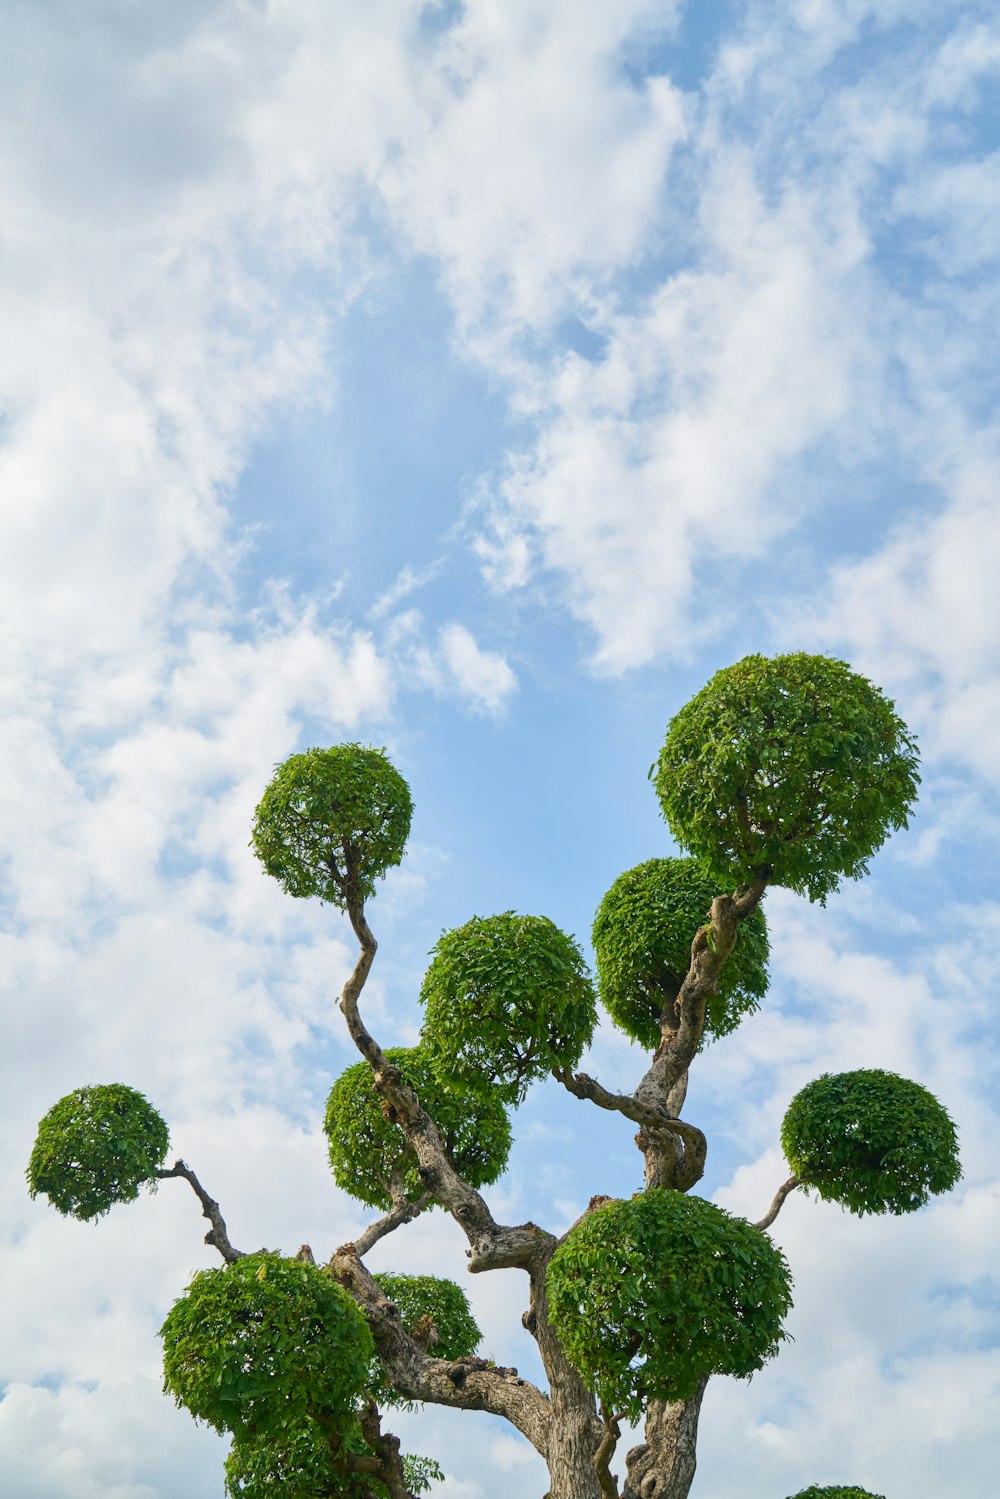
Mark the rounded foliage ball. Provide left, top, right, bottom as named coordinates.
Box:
left=654, top=653, right=920, bottom=903
left=786, top=1488, right=886, bottom=1498
left=27, top=1083, right=169, bottom=1221
left=782, top=1069, right=960, bottom=1216
left=225, top=1421, right=442, bottom=1499
left=324, top=1047, right=512, bottom=1211
left=160, top=1252, right=373, bottom=1440
left=593, top=858, right=769, bottom=1050
left=225, top=1420, right=369, bottom=1499
left=371, top=1273, right=481, bottom=1408
left=251, top=744, right=412, bottom=909
left=546, top=1190, right=793, bottom=1420
left=420, top=912, right=598, bottom=1105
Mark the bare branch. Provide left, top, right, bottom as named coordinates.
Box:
left=156, top=1160, right=244, bottom=1263
left=755, top=1175, right=801, bottom=1231
left=350, top=1193, right=434, bottom=1258
left=331, top=1246, right=554, bottom=1458
left=554, top=1069, right=707, bottom=1191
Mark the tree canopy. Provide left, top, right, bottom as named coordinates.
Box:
left=160, top=1252, right=373, bottom=1441
left=27, top=1083, right=168, bottom=1221
left=654, top=652, right=920, bottom=902
left=547, top=1190, right=793, bottom=1418
left=251, top=743, right=412, bottom=909
left=419, top=911, right=597, bottom=1104
left=592, top=856, right=769, bottom=1050
left=782, top=1069, right=961, bottom=1216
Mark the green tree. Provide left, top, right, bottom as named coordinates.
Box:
left=28, top=660, right=958, bottom=1499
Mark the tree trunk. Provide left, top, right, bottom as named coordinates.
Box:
left=621, top=1381, right=707, bottom=1499
left=546, top=1386, right=605, bottom=1499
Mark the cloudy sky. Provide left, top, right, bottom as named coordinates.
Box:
left=1, top=1, right=998, bottom=1496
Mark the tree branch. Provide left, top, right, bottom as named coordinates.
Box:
left=755, top=1175, right=801, bottom=1231
left=356, top=1404, right=412, bottom=1499
left=350, top=1193, right=434, bottom=1259
left=594, top=1403, right=623, bottom=1499
left=156, top=1160, right=244, bottom=1263
left=331, top=1246, right=553, bottom=1458
left=554, top=1069, right=707, bottom=1191
left=634, top=877, right=768, bottom=1113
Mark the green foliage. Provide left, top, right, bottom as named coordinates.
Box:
left=592, top=857, right=769, bottom=1050
left=419, top=912, right=598, bottom=1104
left=324, top=1047, right=511, bottom=1211
left=371, top=1273, right=481, bottom=1409
left=546, top=1190, right=793, bottom=1420
left=786, top=1489, right=886, bottom=1498
left=654, top=653, right=920, bottom=903
left=27, top=1084, right=169, bottom=1221
left=225, top=1420, right=444, bottom=1498
left=251, top=744, right=413, bottom=910
left=160, top=1252, right=373, bottom=1441
left=782, top=1069, right=961, bottom=1216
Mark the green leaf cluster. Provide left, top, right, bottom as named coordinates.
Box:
left=782, top=1069, right=961, bottom=1216
left=654, top=653, right=920, bottom=903
left=324, top=1047, right=511, bottom=1211
left=27, top=1083, right=169, bottom=1221
left=786, top=1488, right=886, bottom=1498
left=251, top=745, right=413, bottom=910
left=546, top=1190, right=793, bottom=1421
left=419, top=913, right=598, bottom=1104
left=225, top=1420, right=443, bottom=1498
left=592, top=857, right=769, bottom=1050
left=370, top=1273, right=481, bottom=1409
left=160, top=1252, right=373, bottom=1441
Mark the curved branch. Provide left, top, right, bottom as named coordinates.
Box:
left=156, top=1160, right=244, bottom=1263
left=350, top=1193, right=434, bottom=1259
left=554, top=1069, right=707, bottom=1191
left=634, top=877, right=768, bottom=1112
left=339, top=892, right=554, bottom=1275
left=595, top=1403, right=623, bottom=1499
left=755, top=1175, right=801, bottom=1231
left=331, top=1246, right=553, bottom=1458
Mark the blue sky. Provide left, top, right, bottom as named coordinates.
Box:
left=1, top=2, right=999, bottom=1496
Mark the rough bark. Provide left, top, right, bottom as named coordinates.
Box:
left=528, top=1262, right=605, bottom=1499
left=331, top=1247, right=554, bottom=1456
left=155, top=1160, right=244, bottom=1262
left=622, top=1381, right=708, bottom=1499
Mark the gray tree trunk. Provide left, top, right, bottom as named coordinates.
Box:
left=621, top=1382, right=707, bottom=1499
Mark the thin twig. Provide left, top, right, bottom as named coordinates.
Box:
left=155, top=1160, right=244, bottom=1262
left=755, top=1175, right=801, bottom=1231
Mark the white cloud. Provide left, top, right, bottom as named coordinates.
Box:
left=380, top=0, right=687, bottom=343
left=438, top=623, right=517, bottom=715
left=476, top=150, right=873, bottom=671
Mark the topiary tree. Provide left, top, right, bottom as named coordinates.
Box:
left=27, top=662, right=958, bottom=1499
left=787, top=1488, right=887, bottom=1498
